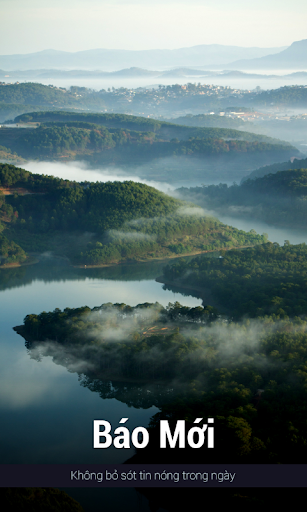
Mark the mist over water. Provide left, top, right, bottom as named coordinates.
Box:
left=217, top=213, right=307, bottom=246
left=23, top=161, right=175, bottom=194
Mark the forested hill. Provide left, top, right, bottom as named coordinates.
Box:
left=176, top=168, right=307, bottom=229
left=0, top=111, right=298, bottom=172
left=0, top=82, right=106, bottom=110
left=241, top=156, right=307, bottom=182
left=0, top=163, right=267, bottom=266
left=0, top=163, right=181, bottom=233
left=162, top=241, right=307, bottom=319
left=14, top=110, right=290, bottom=146
left=253, top=85, right=307, bottom=107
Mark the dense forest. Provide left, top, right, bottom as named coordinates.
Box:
left=0, top=82, right=106, bottom=111
left=16, top=295, right=307, bottom=464
left=10, top=124, right=293, bottom=162
left=254, top=85, right=307, bottom=107
left=14, top=110, right=291, bottom=146
left=176, top=168, right=307, bottom=228
left=0, top=164, right=267, bottom=266
left=241, top=156, right=307, bottom=182
left=0, top=111, right=298, bottom=172
left=162, top=242, right=307, bottom=319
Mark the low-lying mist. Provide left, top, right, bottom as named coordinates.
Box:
left=22, top=161, right=175, bottom=193
left=24, top=302, right=306, bottom=394
left=22, top=151, right=295, bottom=190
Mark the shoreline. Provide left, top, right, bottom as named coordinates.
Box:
left=0, top=242, right=257, bottom=270
left=71, top=249, right=215, bottom=268
left=0, top=256, right=39, bottom=269
left=155, top=275, right=229, bottom=313
left=72, top=243, right=256, bottom=269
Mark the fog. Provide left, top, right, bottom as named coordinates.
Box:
left=4, top=73, right=307, bottom=92
left=23, top=151, right=300, bottom=189
left=22, top=161, right=175, bottom=193
left=217, top=214, right=307, bottom=246
left=24, top=308, right=305, bottom=399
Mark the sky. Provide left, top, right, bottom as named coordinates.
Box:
left=0, top=0, right=306, bottom=54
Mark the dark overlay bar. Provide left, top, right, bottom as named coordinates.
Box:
left=0, top=465, right=306, bottom=487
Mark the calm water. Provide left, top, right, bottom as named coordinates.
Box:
left=0, top=258, right=205, bottom=511
left=0, top=259, right=202, bottom=465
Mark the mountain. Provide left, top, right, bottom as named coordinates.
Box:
left=0, top=45, right=287, bottom=71
left=227, top=39, right=307, bottom=70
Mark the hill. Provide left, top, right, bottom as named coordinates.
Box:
left=14, top=110, right=287, bottom=144
left=176, top=168, right=307, bottom=229
left=253, top=86, right=307, bottom=108
left=241, top=157, right=307, bottom=182
left=0, top=82, right=106, bottom=110
left=0, top=111, right=298, bottom=183
left=0, top=163, right=268, bottom=266
left=162, top=241, right=307, bottom=319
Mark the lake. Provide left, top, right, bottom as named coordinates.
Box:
left=0, top=258, right=204, bottom=463
left=0, top=257, right=206, bottom=511
left=1, top=216, right=304, bottom=461
left=1, top=210, right=306, bottom=510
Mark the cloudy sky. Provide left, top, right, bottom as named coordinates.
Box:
left=1, top=0, right=306, bottom=54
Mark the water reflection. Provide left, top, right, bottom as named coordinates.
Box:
left=0, top=254, right=211, bottom=293
left=0, top=256, right=203, bottom=466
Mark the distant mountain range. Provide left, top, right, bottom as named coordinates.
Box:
left=1, top=67, right=306, bottom=81
left=0, top=44, right=287, bottom=71
left=227, top=39, right=307, bottom=70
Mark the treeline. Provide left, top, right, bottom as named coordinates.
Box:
left=16, top=124, right=116, bottom=157
left=21, top=301, right=218, bottom=345
left=0, top=162, right=69, bottom=189
left=16, top=111, right=164, bottom=133
left=163, top=242, right=307, bottom=319
left=0, top=83, right=82, bottom=106
left=254, top=85, right=307, bottom=107
left=2, top=123, right=295, bottom=162
left=15, top=110, right=291, bottom=146
left=4, top=177, right=181, bottom=233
